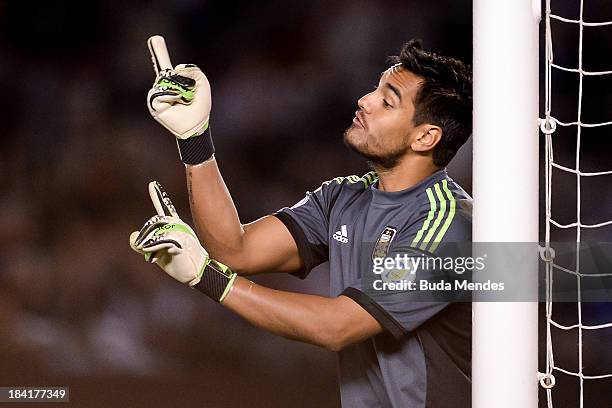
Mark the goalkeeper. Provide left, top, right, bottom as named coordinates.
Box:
left=132, top=36, right=473, bottom=408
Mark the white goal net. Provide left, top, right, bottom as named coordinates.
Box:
left=539, top=0, right=612, bottom=407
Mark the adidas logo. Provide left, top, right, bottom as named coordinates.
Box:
left=333, top=225, right=349, bottom=243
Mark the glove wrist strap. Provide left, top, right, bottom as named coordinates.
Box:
left=193, top=259, right=236, bottom=302
left=177, top=126, right=215, bottom=165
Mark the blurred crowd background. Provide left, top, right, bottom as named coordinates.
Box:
left=0, top=0, right=610, bottom=407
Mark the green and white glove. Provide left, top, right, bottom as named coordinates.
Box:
left=129, top=181, right=236, bottom=302
left=146, top=36, right=215, bottom=165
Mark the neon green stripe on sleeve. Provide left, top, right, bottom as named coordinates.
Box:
left=419, top=183, right=447, bottom=251
left=428, top=180, right=457, bottom=253
left=411, top=187, right=437, bottom=247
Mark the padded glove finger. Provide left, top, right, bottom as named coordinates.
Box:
left=134, top=214, right=174, bottom=247
left=149, top=181, right=179, bottom=218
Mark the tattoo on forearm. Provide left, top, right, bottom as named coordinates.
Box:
left=187, top=169, right=195, bottom=206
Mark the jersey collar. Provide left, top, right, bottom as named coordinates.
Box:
left=370, top=168, right=448, bottom=205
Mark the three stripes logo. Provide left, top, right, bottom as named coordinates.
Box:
left=333, top=225, right=349, bottom=243
left=411, top=179, right=457, bottom=253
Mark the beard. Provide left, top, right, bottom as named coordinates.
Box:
left=343, top=125, right=409, bottom=170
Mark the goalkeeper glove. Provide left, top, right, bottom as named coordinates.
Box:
left=146, top=35, right=215, bottom=165
left=129, top=181, right=236, bottom=302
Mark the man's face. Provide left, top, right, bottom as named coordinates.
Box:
left=344, top=65, right=423, bottom=169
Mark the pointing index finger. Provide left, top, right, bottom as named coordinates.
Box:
left=147, top=35, right=173, bottom=76
left=148, top=181, right=179, bottom=218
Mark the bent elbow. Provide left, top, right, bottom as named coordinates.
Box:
left=208, top=250, right=253, bottom=276
left=320, top=324, right=351, bottom=352
left=324, top=339, right=346, bottom=352
left=223, top=257, right=247, bottom=275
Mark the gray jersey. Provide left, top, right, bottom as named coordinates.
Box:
left=274, top=169, right=471, bottom=408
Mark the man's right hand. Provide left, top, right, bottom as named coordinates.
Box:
left=143, top=38, right=302, bottom=277
left=146, top=36, right=215, bottom=165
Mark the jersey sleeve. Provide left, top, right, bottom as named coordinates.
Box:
left=342, top=180, right=472, bottom=340
left=273, top=178, right=347, bottom=278
left=341, top=245, right=451, bottom=340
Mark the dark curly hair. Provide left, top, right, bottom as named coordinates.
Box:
left=390, top=39, right=472, bottom=167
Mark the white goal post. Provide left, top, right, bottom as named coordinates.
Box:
left=472, top=0, right=541, bottom=407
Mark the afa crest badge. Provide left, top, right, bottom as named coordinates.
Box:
left=372, top=226, right=397, bottom=261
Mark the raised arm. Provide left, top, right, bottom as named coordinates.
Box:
left=145, top=35, right=302, bottom=275
left=186, top=159, right=302, bottom=275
